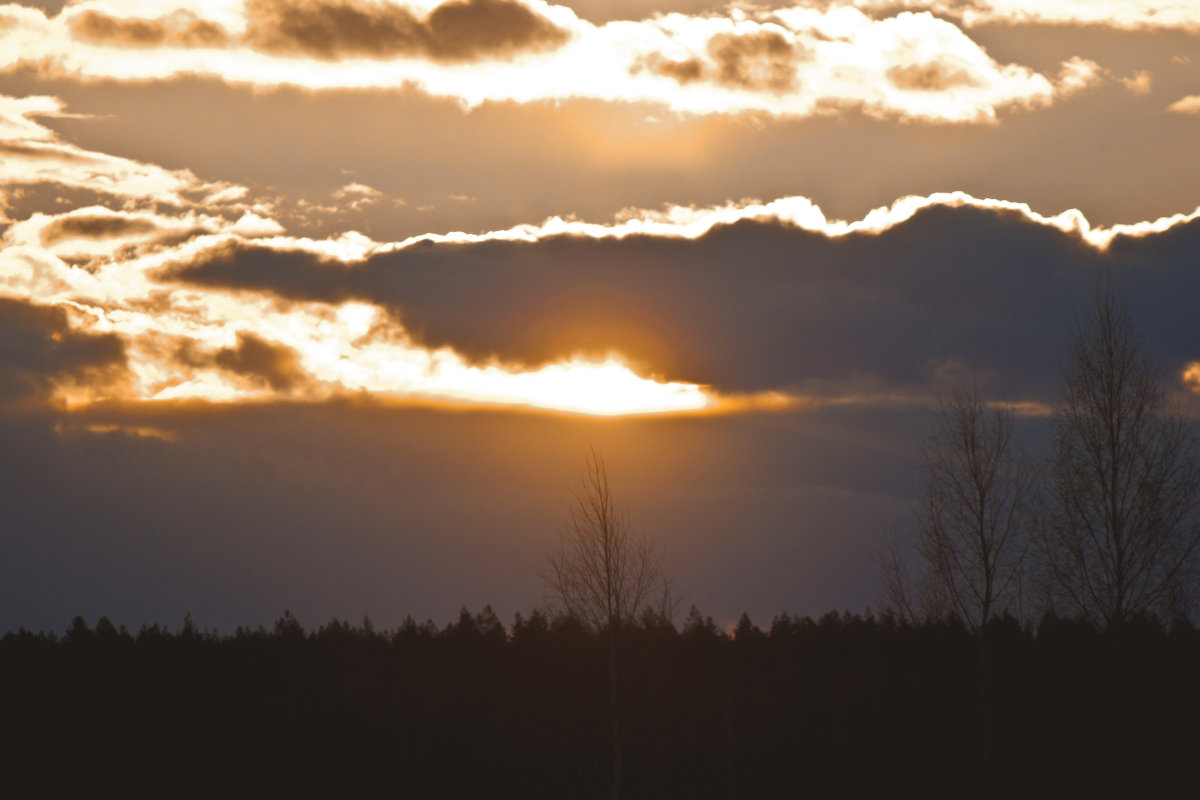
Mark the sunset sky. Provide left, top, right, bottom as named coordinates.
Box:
left=1, top=0, right=1198, bottom=633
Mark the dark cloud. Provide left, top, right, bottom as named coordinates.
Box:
left=0, top=297, right=126, bottom=405
left=708, top=31, right=800, bottom=92
left=641, top=30, right=802, bottom=92
left=242, top=0, right=570, bottom=62
left=0, top=142, right=91, bottom=163
left=40, top=214, right=160, bottom=244
left=638, top=54, right=706, bottom=84
left=19, top=1, right=68, bottom=15
left=162, top=205, right=1200, bottom=401
left=888, top=61, right=981, bottom=91
left=212, top=332, right=305, bottom=391
left=68, top=10, right=230, bottom=49
left=557, top=0, right=721, bottom=24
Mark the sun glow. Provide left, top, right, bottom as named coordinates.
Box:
left=425, top=357, right=713, bottom=416
left=90, top=293, right=716, bottom=415
left=1184, top=362, right=1200, bottom=393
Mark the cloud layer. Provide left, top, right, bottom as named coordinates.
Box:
left=0, top=1, right=1107, bottom=122
left=5, top=139, right=1198, bottom=417
left=840, top=1, right=1200, bottom=30
left=2, top=86, right=1196, bottom=417
left=156, top=195, right=1200, bottom=405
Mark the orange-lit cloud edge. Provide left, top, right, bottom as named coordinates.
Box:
left=834, top=1, right=1200, bottom=30
left=383, top=190, right=1200, bottom=252
left=0, top=1, right=1119, bottom=123
left=3, top=86, right=1200, bottom=418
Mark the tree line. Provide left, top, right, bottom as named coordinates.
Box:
left=4, top=606, right=1198, bottom=795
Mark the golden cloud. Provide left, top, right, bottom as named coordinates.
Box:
left=241, top=0, right=570, bottom=62
left=1184, top=362, right=1200, bottom=392
left=887, top=60, right=979, bottom=91
left=69, top=9, right=230, bottom=48
left=40, top=213, right=163, bottom=245
left=0, top=3, right=1094, bottom=123
left=1167, top=95, right=1200, bottom=114
left=0, top=94, right=247, bottom=208
left=840, top=1, right=1200, bottom=29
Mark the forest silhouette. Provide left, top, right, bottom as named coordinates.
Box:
left=5, top=607, right=1198, bottom=795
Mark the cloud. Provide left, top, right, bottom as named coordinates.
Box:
left=0, top=3, right=1094, bottom=123
left=68, top=8, right=230, bottom=48
left=40, top=213, right=162, bottom=245
left=331, top=182, right=384, bottom=211
left=156, top=194, right=1200, bottom=404
left=211, top=332, right=306, bottom=390
left=707, top=30, right=801, bottom=92
left=629, top=8, right=1078, bottom=121
left=345, top=189, right=1198, bottom=251
left=1, top=95, right=1194, bottom=416
left=334, top=182, right=382, bottom=199
left=1, top=204, right=715, bottom=415
left=241, top=0, right=570, bottom=62
left=0, top=297, right=127, bottom=406
left=1119, top=69, right=1152, bottom=94
left=1167, top=94, right=1200, bottom=114
left=839, top=1, right=1200, bottom=30
left=1054, top=55, right=1103, bottom=95
left=3, top=205, right=284, bottom=262
left=887, top=59, right=979, bottom=90
left=638, top=28, right=804, bottom=93
left=0, top=94, right=247, bottom=207
left=640, top=53, right=706, bottom=84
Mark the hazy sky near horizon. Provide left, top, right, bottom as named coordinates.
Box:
left=1, top=0, right=1198, bottom=633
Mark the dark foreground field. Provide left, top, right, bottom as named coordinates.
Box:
left=5, top=609, right=1198, bottom=796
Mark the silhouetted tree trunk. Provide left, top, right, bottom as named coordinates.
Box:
left=877, top=529, right=919, bottom=625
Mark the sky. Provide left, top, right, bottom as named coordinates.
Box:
left=1, top=0, right=1198, bottom=634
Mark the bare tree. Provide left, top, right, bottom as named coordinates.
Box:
left=913, top=381, right=1031, bottom=635
left=544, top=448, right=668, bottom=632
left=542, top=447, right=670, bottom=800
left=1041, top=286, right=1200, bottom=629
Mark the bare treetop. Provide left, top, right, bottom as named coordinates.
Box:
left=543, top=447, right=669, bottom=632
left=915, top=381, right=1031, bottom=634
left=1042, top=285, right=1200, bottom=628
